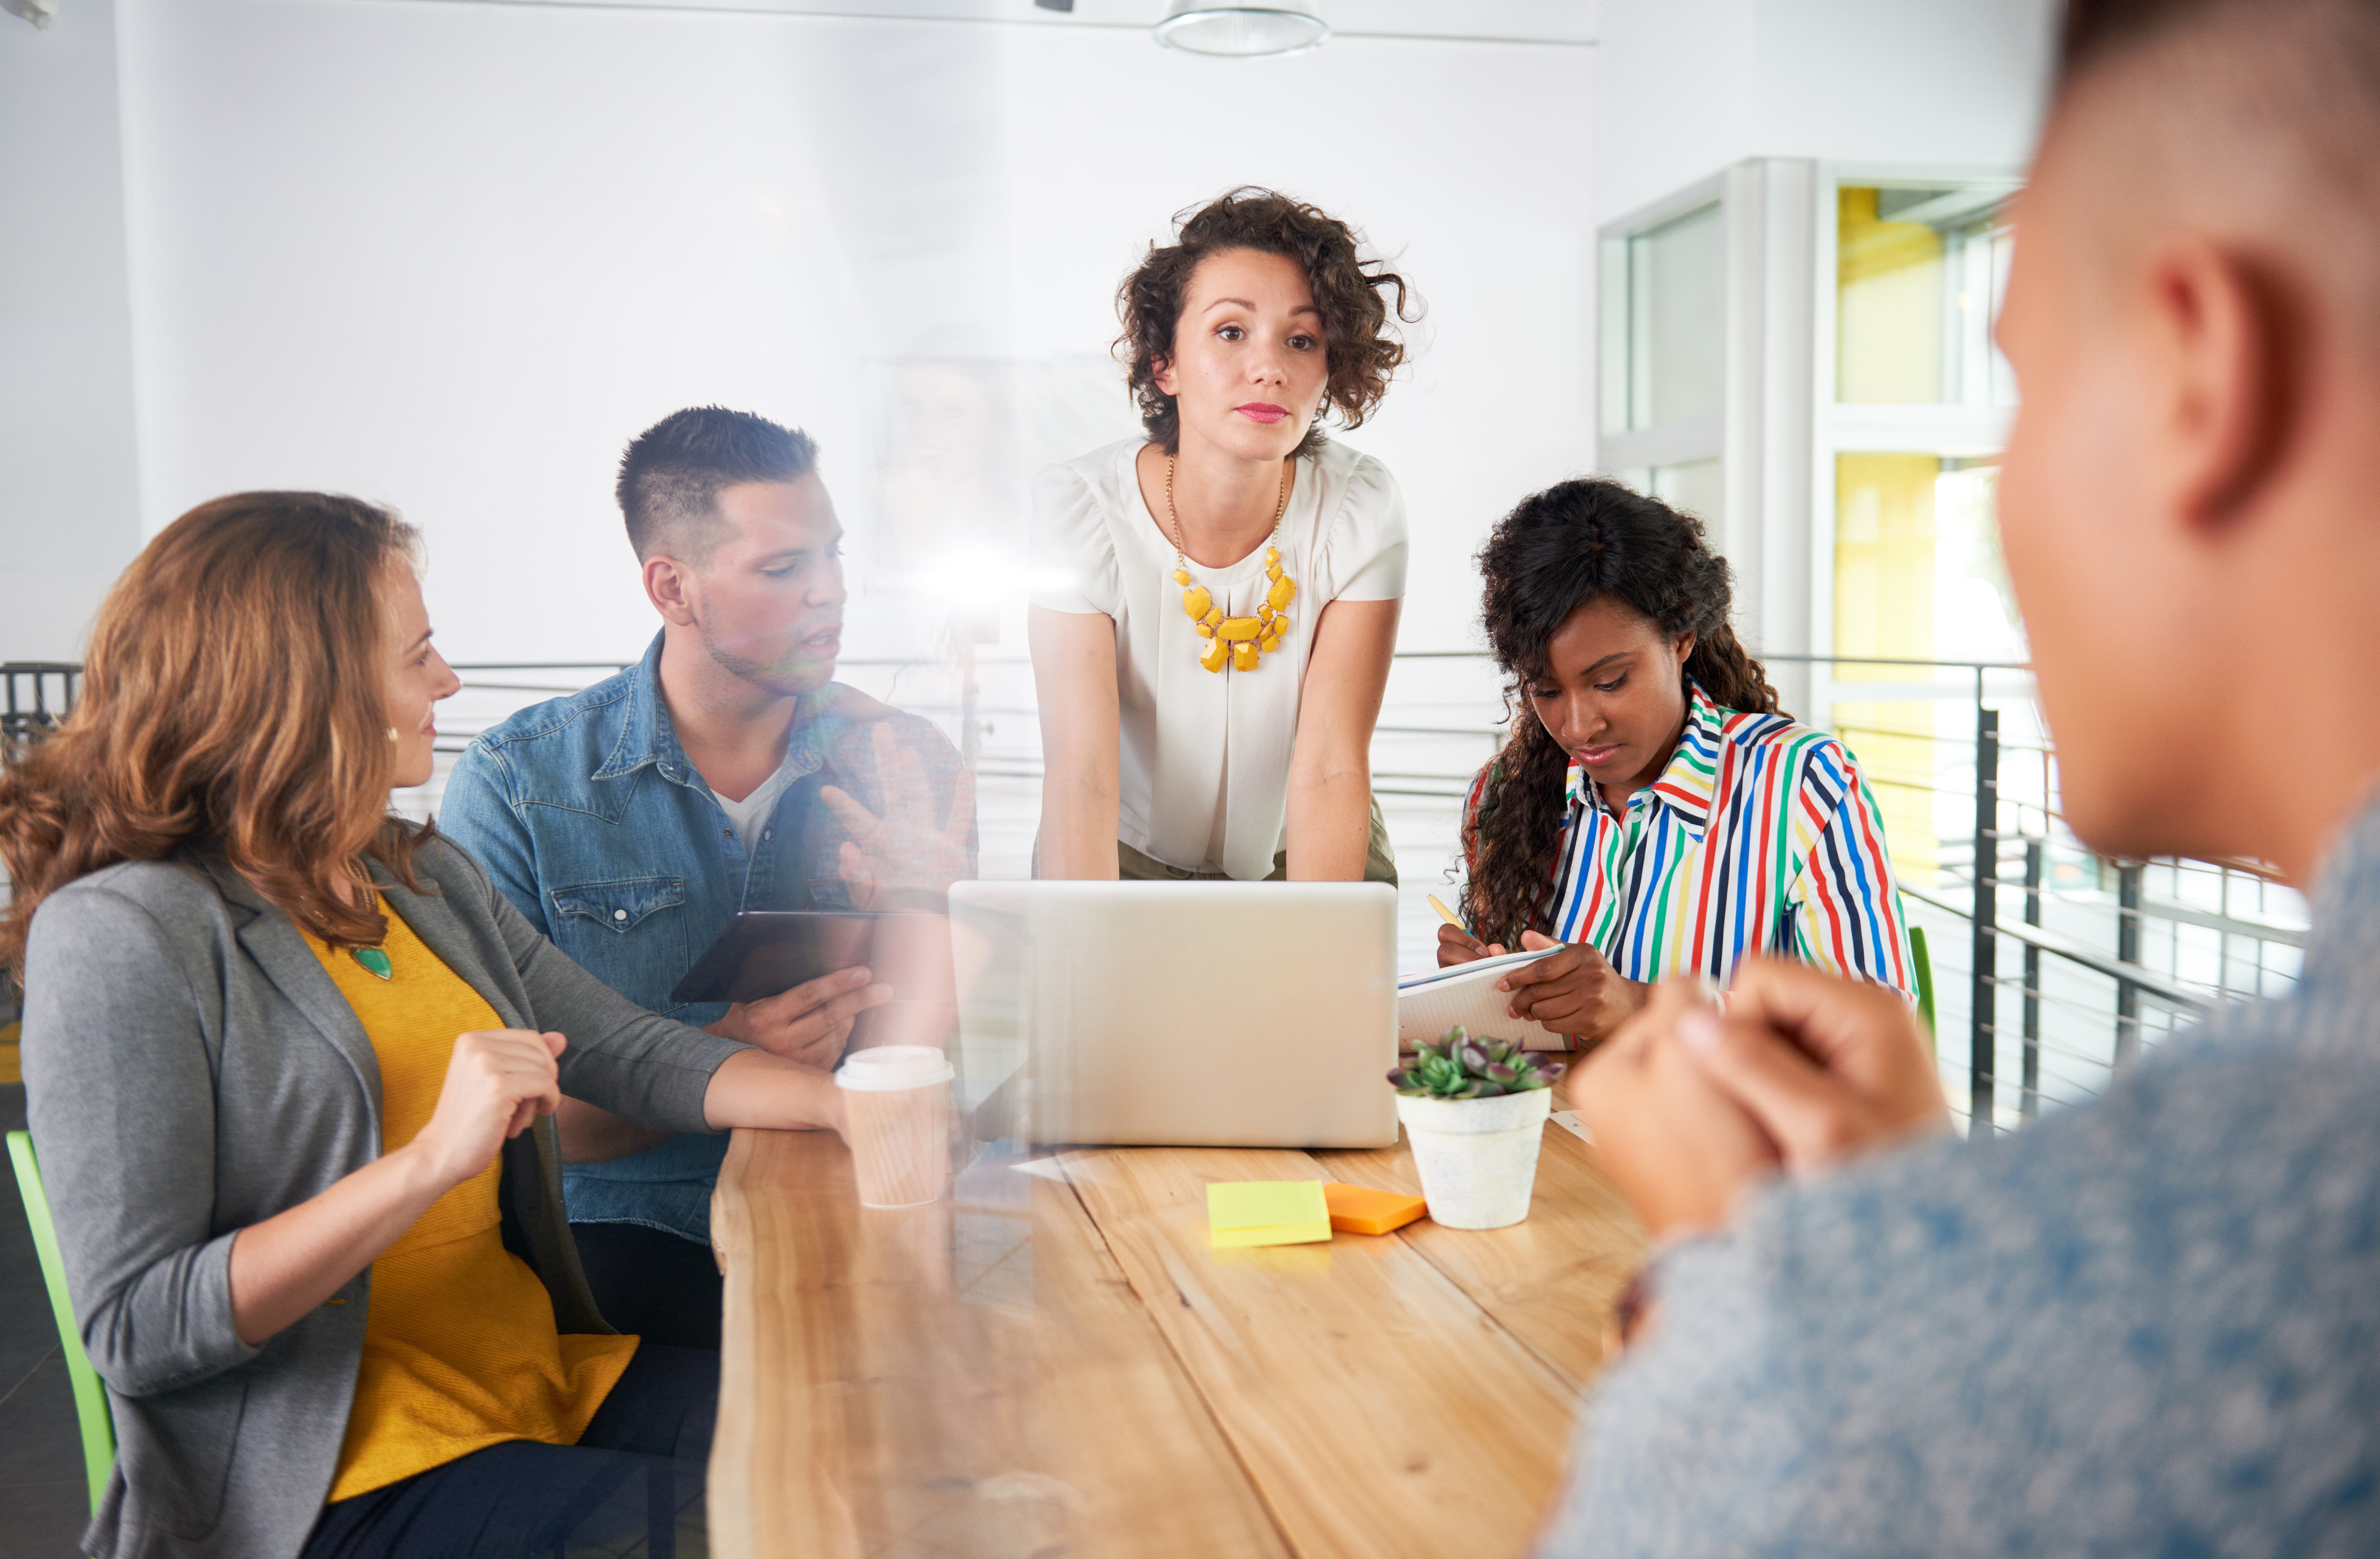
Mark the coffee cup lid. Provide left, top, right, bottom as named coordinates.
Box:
left=834, top=1044, right=955, bottom=1092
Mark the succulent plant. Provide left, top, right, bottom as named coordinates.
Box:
left=1388, top=1026, right=1566, bottom=1100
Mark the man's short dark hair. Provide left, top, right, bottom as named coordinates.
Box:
left=616, top=407, right=819, bottom=564
left=2059, top=0, right=2214, bottom=79
left=2060, top=0, right=2380, bottom=88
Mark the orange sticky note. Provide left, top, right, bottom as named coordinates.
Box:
left=1323, top=1182, right=1427, bottom=1236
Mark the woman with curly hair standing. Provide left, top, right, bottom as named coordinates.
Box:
left=1447, top=479, right=1916, bottom=1045
left=1030, top=187, right=1417, bottom=882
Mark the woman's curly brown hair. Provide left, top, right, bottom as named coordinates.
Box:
left=1460, top=479, right=1783, bottom=951
left=1115, top=187, right=1419, bottom=457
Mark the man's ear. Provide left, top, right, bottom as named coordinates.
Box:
left=643, top=554, right=699, bottom=628
left=2146, top=238, right=2297, bottom=531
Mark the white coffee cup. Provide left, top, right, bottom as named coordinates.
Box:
left=834, top=1045, right=956, bottom=1209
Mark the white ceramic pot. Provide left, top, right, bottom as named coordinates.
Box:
left=1396, top=1086, right=1552, bottom=1230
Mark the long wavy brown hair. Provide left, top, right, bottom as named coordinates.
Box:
left=1460, top=479, right=1783, bottom=950
left=1116, top=187, right=1420, bottom=457
left=0, top=492, right=436, bottom=973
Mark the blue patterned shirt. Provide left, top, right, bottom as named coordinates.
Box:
left=1540, top=799, right=2380, bottom=1556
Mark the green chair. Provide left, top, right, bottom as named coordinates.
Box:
left=7, top=1129, right=116, bottom=1513
left=1909, top=925, right=1937, bottom=1053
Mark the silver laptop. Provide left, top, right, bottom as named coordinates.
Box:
left=948, top=880, right=1399, bottom=1149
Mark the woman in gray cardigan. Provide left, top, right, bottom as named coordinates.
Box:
left=0, top=493, right=856, bottom=1559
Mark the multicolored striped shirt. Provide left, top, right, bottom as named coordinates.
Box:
left=1466, top=682, right=1914, bottom=996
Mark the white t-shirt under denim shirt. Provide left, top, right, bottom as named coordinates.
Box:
left=1030, top=437, right=1409, bottom=880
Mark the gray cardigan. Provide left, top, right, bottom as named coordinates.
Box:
left=17, top=836, right=749, bottom=1559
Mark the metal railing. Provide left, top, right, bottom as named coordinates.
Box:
left=5, top=650, right=2307, bottom=1136
left=415, top=655, right=2301, bottom=1136
left=1779, top=654, right=2301, bottom=1135
left=1, top=663, right=79, bottom=771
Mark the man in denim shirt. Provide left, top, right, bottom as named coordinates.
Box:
left=443, top=407, right=973, bottom=1348
left=1538, top=1, right=2380, bottom=1552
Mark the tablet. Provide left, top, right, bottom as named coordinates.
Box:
left=669, top=911, right=914, bottom=1006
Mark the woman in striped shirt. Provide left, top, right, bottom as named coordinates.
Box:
left=1444, top=479, right=1914, bottom=1045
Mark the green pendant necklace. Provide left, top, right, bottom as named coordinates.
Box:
left=351, top=947, right=393, bottom=981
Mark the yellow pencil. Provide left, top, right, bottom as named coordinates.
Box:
left=1426, top=894, right=1464, bottom=929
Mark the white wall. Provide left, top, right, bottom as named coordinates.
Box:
left=97, top=0, right=1595, bottom=666
left=1595, top=0, right=2057, bottom=224
left=0, top=0, right=145, bottom=662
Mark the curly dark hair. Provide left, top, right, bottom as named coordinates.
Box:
left=1115, top=187, right=1418, bottom=457
left=1460, top=479, right=1784, bottom=950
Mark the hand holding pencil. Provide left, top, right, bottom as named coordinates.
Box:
left=1430, top=893, right=1506, bottom=968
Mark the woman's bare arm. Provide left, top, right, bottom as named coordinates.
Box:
left=700, top=1047, right=847, bottom=1134
left=1029, top=605, right=1123, bottom=879
left=1286, top=596, right=1401, bottom=880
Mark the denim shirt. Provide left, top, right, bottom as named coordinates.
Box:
left=439, top=631, right=968, bottom=1244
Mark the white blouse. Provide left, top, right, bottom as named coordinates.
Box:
left=1030, top=436, right=1409, bottom=880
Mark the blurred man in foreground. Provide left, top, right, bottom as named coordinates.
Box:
left=1542, top=0, right=2380, bottom=1550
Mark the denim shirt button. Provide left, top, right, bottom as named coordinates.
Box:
left=612, top=908, right=627, bottom=921
left=762, top=829, right=772, bottom=842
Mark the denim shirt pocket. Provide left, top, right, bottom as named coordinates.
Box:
left=547, top=876, right=693, bottom=1010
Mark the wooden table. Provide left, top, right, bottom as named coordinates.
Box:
left=709, top=1123, right=1649, bottom=1559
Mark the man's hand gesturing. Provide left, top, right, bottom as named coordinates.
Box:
left=821, top=723, right=974, bottom=910
left=1566, top=957, right=1949, bottom=1246
left=1566, top=983, right=1781, bottom=1240
left=1670, top=957, right=1951, bottom=1170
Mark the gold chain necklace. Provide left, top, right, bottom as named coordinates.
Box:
left=1167, top=454, right=1299, bottom=673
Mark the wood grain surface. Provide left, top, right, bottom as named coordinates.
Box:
left=1059, top=1144, right=1583, bottom=1559
left=708, top=1128, right=1286, bottom=1559
left=1314, top=1127, right=1649, bottom=1391
left=711, top=1124, right=1648, bottom=1559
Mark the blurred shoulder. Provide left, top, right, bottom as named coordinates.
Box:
left=1570, top=1008, right=2380, bottom=1549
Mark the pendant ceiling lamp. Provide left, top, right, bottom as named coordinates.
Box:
left=1154, top=1, right=1330, bottom=58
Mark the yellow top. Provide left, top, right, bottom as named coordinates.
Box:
left=303, top=900, right=638, bottom=1501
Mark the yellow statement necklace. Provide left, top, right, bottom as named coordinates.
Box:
left=1167, top=453, right=1299, bottom=674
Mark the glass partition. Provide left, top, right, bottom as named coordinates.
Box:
left=1619, top=200, right=1726, bottom=431
left=1600, top=195, right=1725, bottom=526
left=1615, top=458, right=1724, bottom=528
left=1836, top=184, right=2016, bottom=408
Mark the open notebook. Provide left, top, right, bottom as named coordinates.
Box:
left=1397, top=946, right=1574, bottom=1052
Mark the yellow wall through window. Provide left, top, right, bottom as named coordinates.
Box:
left=1838, top=187, right=1946, bottom=404
left=1834, top=452, right=1942, bottom=879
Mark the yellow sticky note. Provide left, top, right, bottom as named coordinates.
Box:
left=1206, top=1181, right=1332, bottom=1249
